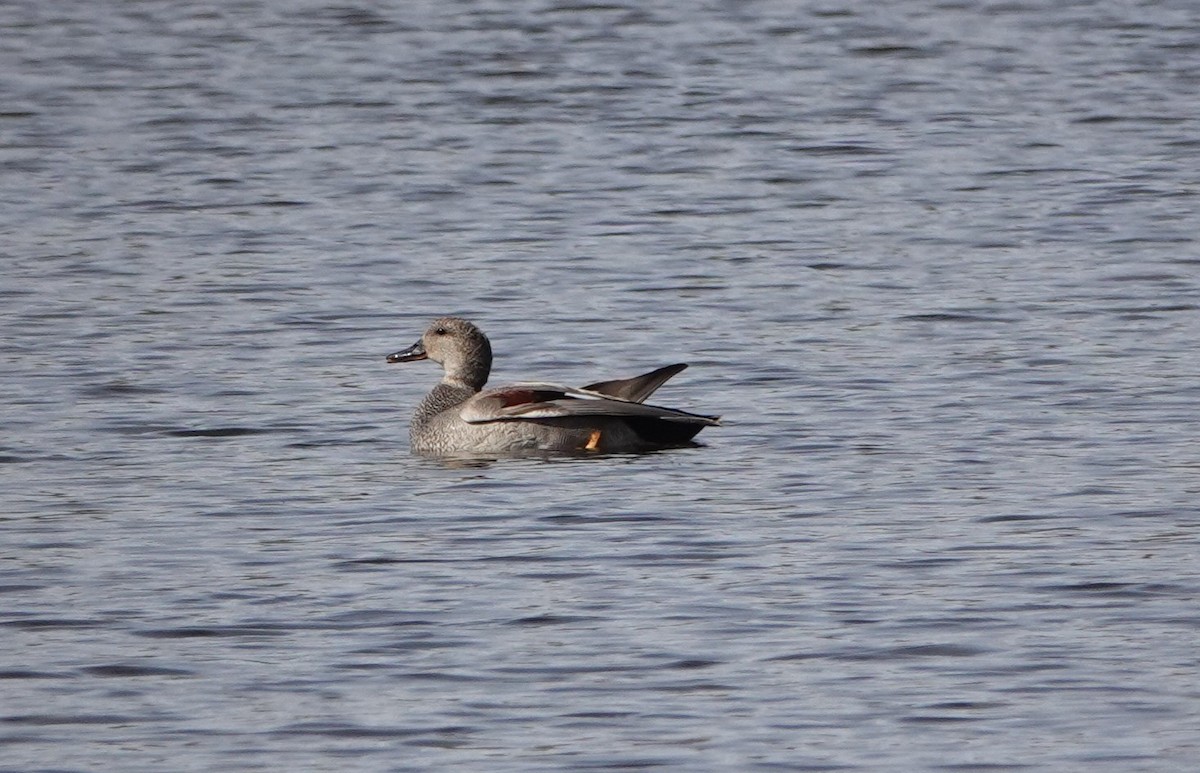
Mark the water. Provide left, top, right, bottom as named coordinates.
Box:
left=3, top=0, right=1198, bottom=770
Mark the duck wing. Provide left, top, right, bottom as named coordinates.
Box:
left=583, top=363, right=688, bottom=403
left=459, top=382, right=719, bottom=426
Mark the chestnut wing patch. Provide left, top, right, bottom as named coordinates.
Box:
left=459, top=383, right=579, bottom=423
left=494, top=387, right=568, bottom=407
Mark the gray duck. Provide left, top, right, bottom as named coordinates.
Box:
left=386, top=317, right=719, bottom=456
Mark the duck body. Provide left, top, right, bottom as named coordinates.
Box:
left=387, top=317, right=719, bottom=456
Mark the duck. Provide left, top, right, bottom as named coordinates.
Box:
left=386, top=317, right=719, bottom=456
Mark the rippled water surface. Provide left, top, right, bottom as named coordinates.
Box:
left=3, top=1, right=1199, bottom=770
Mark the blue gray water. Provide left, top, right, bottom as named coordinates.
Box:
left=3, top=1, right=1198, bottom=770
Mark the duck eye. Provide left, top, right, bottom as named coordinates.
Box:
left=434, top=327, right=448, bottom=336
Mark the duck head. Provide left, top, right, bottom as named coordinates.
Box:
left=387, top=317, right=493, bottom=390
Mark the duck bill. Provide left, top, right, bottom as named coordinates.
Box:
left=386, top=340, right=427, bottom=363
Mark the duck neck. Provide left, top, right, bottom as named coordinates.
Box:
left=444, top=337, right=492, bottom=391
left=443, top=368, right=488, bottom=391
